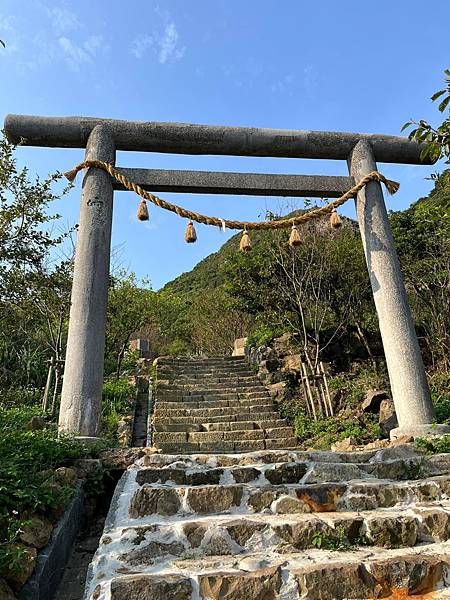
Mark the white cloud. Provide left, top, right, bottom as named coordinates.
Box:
left=59, top=34, right=105, bottom=70
left=158, top=22, right=185, bottom=64
left=131, top=34, right=154, bottom=59
left=130, top=18, right=185, bottom=64
left=45, top=5, right=80, bottom=34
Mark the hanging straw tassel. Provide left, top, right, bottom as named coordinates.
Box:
left=330, top=208, right=342, bottom=229
left=64, top=164, right=85, bottom=183
left=289, top=223, right=301, bottom=247
left=185, top=220, right=197, bottom=243
left=240, top=229, right=252, bottom=252
left=137, top=198, right=149, bottom=221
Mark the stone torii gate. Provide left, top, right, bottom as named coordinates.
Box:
left=5, top=114, right=448, bottom=442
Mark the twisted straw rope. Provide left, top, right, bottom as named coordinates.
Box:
left=64, top=160, right=399, bottom=231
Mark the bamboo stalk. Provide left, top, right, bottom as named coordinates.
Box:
left=320, top=361, right=334, bottom=416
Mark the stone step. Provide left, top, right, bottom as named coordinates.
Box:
left=156, top=388, right=269, bottom=402
left=153, top=427, right=295, bottom=447
left=155, top=397, right=273, bottom=409
left=154, top=437, right=297, bottom=455
left=152, top=412, right=286, bottom=424
left=129, top=474, right=450, bottom=518
left=105, top=547, right=450, bottom=600
left=135, top=453, right=441, bottom=487
left=160, top=374, right=259, bottom=382
left=107, top=506, right=450, bottom=572
left=157, top=364, right=253, bottom=373
left=156, top=357, right=246, bottom=366
left=158, top=385, right=266, bottom=394
left=152, top=418, right=290, bottom=432
left=153, top=404, right=277, bottom=418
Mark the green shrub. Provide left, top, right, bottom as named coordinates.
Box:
left=101, top=378, right=135, bottom=444
left=293, top=410, right=381, bottom=450
left=0, top=405, right=89, bottom=581
left=246, top=325, right=286, bottom=348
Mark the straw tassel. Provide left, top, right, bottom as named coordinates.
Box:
left=330, top=208, right=342, bottom=229
left=137, top=198, right=149, bottom=221
left=64, top=166, right=82, bottom=183
left=185, top=220, right=197, bottom=243
left=288, top=223, right=301, bottom=247
left=240, top=229, right=252, bottom=252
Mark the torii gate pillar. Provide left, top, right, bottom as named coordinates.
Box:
left=58, top=126, right=115, bottom=440
left=348, top=141, right=448, bottom=438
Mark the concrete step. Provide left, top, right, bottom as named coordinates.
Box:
left=157, top=390, right=270, bottom=401
left=106, top=547, right=450, bottom=600
left=153, top=404, right=278, bottom=418
left=152, top=418, right=290, bottom=432
left=155, top=397, right=272, bottom=409
left=152, top=412, right=284, bottom=425
left=153, top=427, right=294, bottom=446
left=154, top=437, right=297, bottom=455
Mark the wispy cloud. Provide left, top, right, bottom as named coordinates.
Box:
left=131, top=34, right=154, bottom=59
left=130, top=12, right=185, bottom=64
left=59, top=34, right=105, bottom=70
left=271, top=73, right=295, bottom=94
left=159, top=22, right=185, bottom=64
left=44, top=5, right=80, bottom=34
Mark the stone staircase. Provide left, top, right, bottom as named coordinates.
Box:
left=82, top=356, right=450, bottom=598
left=152, top=356, right=297, bottom=454
left=85, top=444, right=450, bottom=599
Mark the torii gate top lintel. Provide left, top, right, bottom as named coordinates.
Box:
left=4, top=113, right=431, bottom=164
left=5, top=112, right=446, bottom=443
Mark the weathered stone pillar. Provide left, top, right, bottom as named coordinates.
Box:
left=348, top=140, right=449, bottom=438
left=59, top=126, right=115, bottom=439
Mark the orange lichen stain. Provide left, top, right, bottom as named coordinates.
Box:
left=382, top=588, right=439, bottom=599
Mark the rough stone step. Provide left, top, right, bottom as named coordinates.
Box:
left=157, top=390, right=270, bottom=400
left=155, top=397, right=273, bottom=410
left=158, top=378, right=265, bottom=394
left=158, top=386, right=267, bottom=396
left=157, top=364, right=253, bottom=372
left=156, top=357, right=246, bottom=366
left=129, top=475, right=450, bottom=518
left=104, top=546, right=450, bottom=600
left=160, top=373, right=259, bottom=381
left=154, top=437, right=297, bottom=455
left=152, top=412, right=285, bottom=425
left=152, top=419, right=290, bottom=433
left=108, top=506, right=450, bottom=573
left=135, top=454, right=442, bottom=487
left=153, top=404, right=277, bottom=418
left=153, top=428, right=294, bottom=446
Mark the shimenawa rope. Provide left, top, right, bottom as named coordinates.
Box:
left=64, top=160, right=399, bottom=246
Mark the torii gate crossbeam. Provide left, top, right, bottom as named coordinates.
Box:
left=5, top=114, right=448, bottom=441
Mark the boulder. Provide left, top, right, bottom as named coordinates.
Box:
left=4, top=545, right=37, bottom=592
left=331, top=437, right=356, bottom=452
left=26, top=416, right=46, bottom=431
left=19, top=515, right=53, bottom=549
left=379, top=399, right=398, bottom=437
left=272, top=333, right=297, bottom=357
left=282, top=354, right=302, bottom=372
left=54, top=466, right=77, bottom=486
left=361, top=389, right=389, bottom=413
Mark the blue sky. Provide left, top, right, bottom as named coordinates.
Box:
left=1, top=1, right=448, bottom=289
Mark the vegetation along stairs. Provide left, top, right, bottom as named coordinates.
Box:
left=82, top=356, right=450, bottom=599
